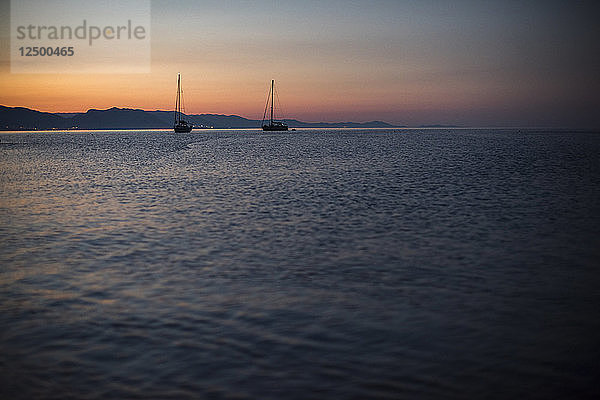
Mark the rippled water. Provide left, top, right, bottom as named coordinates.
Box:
left=1, top=128, right=599, bottom=399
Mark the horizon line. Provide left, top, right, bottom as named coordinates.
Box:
left=0, top=104, right=398, bottom=126
left=2, top=104, right=599, bottom=130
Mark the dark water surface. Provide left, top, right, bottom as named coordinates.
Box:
left=1, top=129, right=599, bottom=399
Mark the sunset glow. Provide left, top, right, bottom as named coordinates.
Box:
left=1, top=0, right=599, bottom=127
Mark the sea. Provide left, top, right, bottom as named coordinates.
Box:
left=1, top=128, right=599, bottom=399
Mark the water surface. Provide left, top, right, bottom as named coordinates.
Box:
left=1, top=129, right=599, bottom=399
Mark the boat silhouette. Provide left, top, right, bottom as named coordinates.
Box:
left=261, top=80, right=288, bottom=131
left=173, top=74, right=193, bottom=133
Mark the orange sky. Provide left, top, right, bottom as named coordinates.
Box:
left=1, top=1, right=599, bottom=127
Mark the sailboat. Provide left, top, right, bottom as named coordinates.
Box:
left=174, top=73, right=193, bottom=133
left=262, top=79, right=288, bottom=131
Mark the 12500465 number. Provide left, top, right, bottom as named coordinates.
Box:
left=19, top=47, right=74, bottom=56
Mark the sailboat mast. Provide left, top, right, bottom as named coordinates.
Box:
left=177, top=74, right=181, bottom=123
left=270, top=79, right=274, bottom=125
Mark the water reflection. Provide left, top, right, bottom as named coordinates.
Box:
left=1, top=129, right=599, bottom=399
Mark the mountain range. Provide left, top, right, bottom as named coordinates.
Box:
left=0, top=105, right=399, bottom=130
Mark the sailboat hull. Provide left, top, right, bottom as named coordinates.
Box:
left=262, top=124, right=288, bottom=131
left=174, top=124, right=193, bottom=133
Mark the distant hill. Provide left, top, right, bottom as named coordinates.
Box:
left=70, top=108, right=168, bottom=129
left=0, top=106, right=70, bottom=130
left=417, top=124, right=461, bottom=128
left=1, top=105, right=399, bottom=130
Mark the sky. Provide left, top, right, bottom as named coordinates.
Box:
left=0, top=0, right=599, bottom=127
